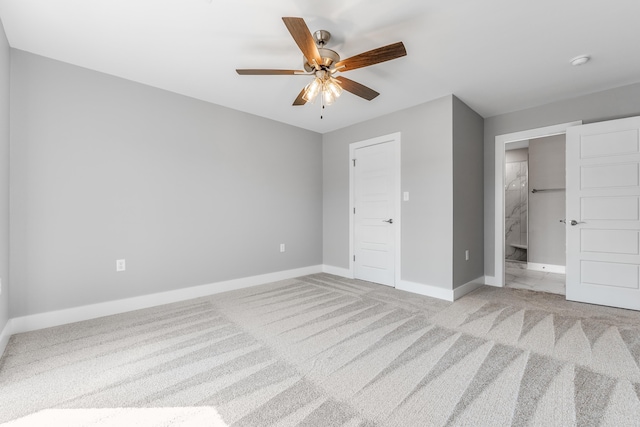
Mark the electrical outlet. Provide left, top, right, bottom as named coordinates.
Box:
left=116, top=259, right=126, bottom=272
left=280, top=243, right=285, bottom=253
left=403, top=191, right=409, bottom=201
left=465, top=250, right=469, bottom=261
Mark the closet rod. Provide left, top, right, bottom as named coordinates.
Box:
left=531, top=188, right=565, bottom=193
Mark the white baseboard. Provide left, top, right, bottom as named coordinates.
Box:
left=527, top=263, right=566, bottom=274
left=321, top=264, right=353, bottom=279
left=396, top=277, right=485, bottom=303
left=0, top=318, right=14, bottom=361
left=9, top=265, right=323, bottom=335
left=396, top=280, right=454, bottom=302
left=453, top=276, right=486, bottom=300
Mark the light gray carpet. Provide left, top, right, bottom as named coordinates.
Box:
left=1, top=273, right=640, bottom=426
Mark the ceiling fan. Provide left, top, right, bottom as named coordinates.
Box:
left=236, top=17, right=407, bottom=109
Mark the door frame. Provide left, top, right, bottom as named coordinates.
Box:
left=349, top=132, right=402, bottom=286
left=493, top=122, right=581, bottom=287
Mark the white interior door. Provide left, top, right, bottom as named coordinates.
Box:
left=566, top=116, right=640, bottom=310
left=354, top=141, right=396, bottom=286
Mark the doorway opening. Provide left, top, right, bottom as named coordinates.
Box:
left=493, top=121, right=582, bottom=291
left=504, top=136, right=566, bottom=295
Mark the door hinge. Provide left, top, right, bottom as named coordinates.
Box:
left=353, top=255, right=356, bottom=262
left=353, top=207, right=356, bottom=214
left=352, top=159, right=356, bottom=167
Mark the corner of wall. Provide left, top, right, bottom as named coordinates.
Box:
left=452, top=96, right=485, bottom=288
left=0, top=13, right=12, bottom=352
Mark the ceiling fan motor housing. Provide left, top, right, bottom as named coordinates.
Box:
left=303, top=48, right=340, bottom=72
left=302, top=30, right=340, bottom=72
left=313, top=30, right=331, bottom=46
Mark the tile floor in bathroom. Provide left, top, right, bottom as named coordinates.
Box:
left=505, top=260, right=566, bottom=295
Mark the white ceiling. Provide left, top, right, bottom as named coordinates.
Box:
left=1, top=0, right=639, bottom=134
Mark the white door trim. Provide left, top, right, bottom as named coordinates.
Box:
left=349, top=132, right=401, bottom=285
left=493, top=122, right=581, bottom=287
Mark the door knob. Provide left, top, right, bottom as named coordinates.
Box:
left=560, top=219, right=583, bottom=226
left=383, top=219, right=393, bottom=224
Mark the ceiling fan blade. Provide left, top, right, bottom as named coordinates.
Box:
left=282, top=17, right=322, bottom=67
left=335, top=42, right=407, bottom=72
left=335, top=76, right=380, bottom=101
left=236, top=69, right=305, bottom=75
left=293, top=88, right=308, bottom=106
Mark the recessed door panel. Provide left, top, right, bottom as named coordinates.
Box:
left=581, top=229, right=639, bottom=255
left=361, top=200, right=389, bottom=219
left=581, top=261, right=639, bottom=289
left=581, top=197, right=638, bottom=221
left=361, top=224, right=388, bottom=246
left=360, top=249, right=388, bottom=270
left=580, top=129, right=639, bottom=158
left=580, top=163, right=638, bottom=189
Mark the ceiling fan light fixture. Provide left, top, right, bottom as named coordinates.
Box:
left=323, top=88, right=336, bottom=106
left=303, top=73, right=343, bottom=105
left=323, top=77, right=343, bottom=105
left=302, top=77, right=323, bottom=103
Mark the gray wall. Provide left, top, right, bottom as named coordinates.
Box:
left=528, top=135, right=565, bottom=266
left=484, top=82, right=640, bottom=277
left=0, top=20, right=9, bottom=333
left=10, top=50, right=323, bottom=317
left=452, top=96, right=484, bottom=288
left=323, top=95, right=483, bottom=291
left=505, top=148, right=528, bottom=163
